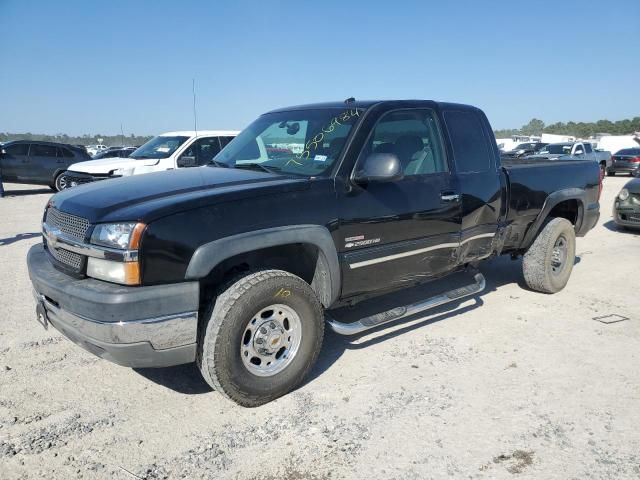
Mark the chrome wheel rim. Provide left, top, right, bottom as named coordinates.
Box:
left=240, top=304, right=302, bottom=377
left=551, top=235, right=568, bottom=275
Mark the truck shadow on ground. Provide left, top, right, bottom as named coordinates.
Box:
left=2, top=187, right=52, bottom=196
left=0, top=232, right=40, bottom=246
left=305, top=255, right=529, bottom=385
left=134, top=254, right=587, bottom=396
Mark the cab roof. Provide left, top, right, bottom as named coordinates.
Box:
left=266, top=99, right=478, bottom=114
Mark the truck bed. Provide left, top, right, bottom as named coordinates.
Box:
left=500, top=158, right=601, bottom=251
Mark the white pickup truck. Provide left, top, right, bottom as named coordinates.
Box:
left=526, top=142, right=611, bottom=174
left=61, top=130, right=239, bottom=188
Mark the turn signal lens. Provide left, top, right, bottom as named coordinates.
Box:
left=87, top=258, right=141, bottom=285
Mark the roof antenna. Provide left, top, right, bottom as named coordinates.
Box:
left=344, top=97, right=355, bottom=104
left=192, top=78, right=198, bottom=136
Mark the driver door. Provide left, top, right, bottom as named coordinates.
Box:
left=336, top=108, right=461, bottom=298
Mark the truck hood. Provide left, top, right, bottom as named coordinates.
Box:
left=67, top=157, right=159, bottom=174
left=50, top=166, right=309, bottom=223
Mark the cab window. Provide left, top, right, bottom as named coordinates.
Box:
left=180, top=137, right=223, bottom=166
left=358, top=109, right=448, bottom=176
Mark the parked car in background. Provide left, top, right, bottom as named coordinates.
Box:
left=607, top=148, right=640, bottom=177
left=526, top=142, right=611, bottom=174
left=91, top=147, right=136, bottom=160
left=86, top=144, right=109, bottom=156
left=60, top=130, right=239, bottom=188
left=501, top=142, right=548, bottom=159
left=0, top=140, right=91, bottom=191
left=613, top=178, right=640, bottom=229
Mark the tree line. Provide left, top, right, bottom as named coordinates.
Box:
left=494, top=117, right=640, bottom=139
left=0, top=132, right=153, bottom=146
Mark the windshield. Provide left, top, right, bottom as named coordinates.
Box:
left=212, top=108, right=364, bottom=176
left=129, top=135, right=189, bottom=159
left=539, top=144, right=572, bottom=155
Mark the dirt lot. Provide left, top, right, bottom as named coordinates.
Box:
left=1, top=178, right=639, bottom=479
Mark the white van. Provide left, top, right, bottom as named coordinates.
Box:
left=62, top=130, right=239, bottom=188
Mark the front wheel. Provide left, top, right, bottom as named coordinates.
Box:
left=54, top=172, right=69, bottom=191
left=197, top=270, right=324, bottom=407
left=606, top=171, right=615, bottom=176
left=522, top=218, right=576, bottom=294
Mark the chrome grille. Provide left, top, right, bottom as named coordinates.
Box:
left=45, top=208, right=90, bottom=241
left=48, top=245, right=83, bottom=270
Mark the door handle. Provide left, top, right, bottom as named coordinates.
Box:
left=441, top=192, right=460, bottom=202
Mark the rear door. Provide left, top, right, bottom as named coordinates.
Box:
left=337, top=108, right=461, bottom=297
left=58, top=146, right=77, bottom=169
left=1, top=143, right=30, bottom=181
left=29, top=144, right=59, bottom=183
left=442, top=109, right=503, bottom=263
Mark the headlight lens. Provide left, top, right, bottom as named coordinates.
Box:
left=90, top=223, right=144, bottom=250
left=618, top=188, right=630, bottom=201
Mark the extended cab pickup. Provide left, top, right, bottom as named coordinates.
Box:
left=27, top=100, right=601, bottom=406
left=60, top=130, right=238, bottom=189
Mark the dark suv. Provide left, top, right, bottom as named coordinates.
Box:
left=0, top=141, right=91, bottom=191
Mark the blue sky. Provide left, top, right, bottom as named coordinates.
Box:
left=1, top=0, right=638, bottom=135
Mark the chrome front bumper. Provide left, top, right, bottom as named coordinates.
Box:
left=28, top=244, right=199, bottom=367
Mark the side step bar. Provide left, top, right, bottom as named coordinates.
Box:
left=326, top=273, right=486, bottom=336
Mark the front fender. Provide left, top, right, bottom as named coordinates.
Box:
left=185, top=225, right=341, bottom=307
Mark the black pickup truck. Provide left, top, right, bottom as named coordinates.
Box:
left=27, top=100, right=601, bottom=406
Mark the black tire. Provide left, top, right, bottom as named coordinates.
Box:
left=606, top=171, right=615, bottom=176
left=53, top=172, right=68, bottom=191
left=197, top=270, right=324, bottom=407
left=522, top=218, right=576, bottom=294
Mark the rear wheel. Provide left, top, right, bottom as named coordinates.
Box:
left=197, top=270, right=324, bottom=407
left=54, top=172, right=68, bottom=191
left=606, top=171, right=615, bottom=176
left=522, top=218, right=576, bottom=293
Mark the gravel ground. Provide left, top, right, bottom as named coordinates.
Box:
left=1, top=178, right=639, bottom=479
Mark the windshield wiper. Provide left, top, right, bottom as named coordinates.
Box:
left=235, top=163, right=281, bottom=174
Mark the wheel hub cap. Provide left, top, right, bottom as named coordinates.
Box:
left=240, top=304, right=302, bottom=377
left=254, top=321, right=285, bottom=355
left=551, top=235, right=568, bottom=275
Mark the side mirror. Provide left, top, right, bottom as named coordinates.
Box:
left=177, top=155, right=197, bottom=168
left=353, top=153, right=404, bottom=184
left=575, top=150, right=584, bottom=156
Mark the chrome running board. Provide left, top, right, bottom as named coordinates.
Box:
left=326, top=273, right=486, bottom=336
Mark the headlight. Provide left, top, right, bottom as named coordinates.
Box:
left=87, top=222, right=145, bottom=285
left=110, top=168, right=125, bottom=176
left=618, top=188, right=630, bottom=201
left=90, top=223, right=145, bottom=250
